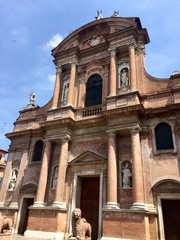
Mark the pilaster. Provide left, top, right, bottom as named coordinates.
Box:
left=0, top=153, right=14, bottom=207
left=9, top=149, right=29, bottom=208
left=77, top=77, right=85, bottom=108
left=106, top=132, right=119, bottom=209
left=52, top=65, right=62, bottom=109
left=33, top=140, right=51, bottom=207
left=129, top=43, right=137, bottom=90
left=52, top=137, right=70, bottom=208
left=131, top=127, right=145, bottom=209
left=67, top=62, right=77, bottom=106
left=109, top=49, right=117, bottom=96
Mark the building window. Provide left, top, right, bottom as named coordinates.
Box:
left=85, top=74, right=102, bottom=107
left=155, top=122, right=174, bottom=150
left=31, top=140, right=44, bottom=162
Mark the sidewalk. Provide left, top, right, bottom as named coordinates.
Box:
left=12, top=234, right=49, bottom=240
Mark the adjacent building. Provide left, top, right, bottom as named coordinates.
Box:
left=0, top=149, right=7, bottom=188
left=0, top=13, right=180, bottom=240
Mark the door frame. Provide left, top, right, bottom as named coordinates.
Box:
left=15, top=194, right=34, bottom=234
left=71, top=171, right=103, bottom=240
left=157, top=193, right=180, bottom=240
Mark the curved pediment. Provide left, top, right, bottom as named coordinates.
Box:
left=69, top=150, right=106, bottom=165
left=152, top=177, right=180, bottom=193
left=52, top=17, right=148, bottom=57
left=20, top=182, right=38, bottom=194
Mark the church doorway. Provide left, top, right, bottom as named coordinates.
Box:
left=18, top=197, right=34, bottom=234
left=79, top=177, right=100, bottom=240
left=161, top=199, right=180, bottom=240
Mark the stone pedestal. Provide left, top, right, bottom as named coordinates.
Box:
left=0, top=233, right=12, bottom=240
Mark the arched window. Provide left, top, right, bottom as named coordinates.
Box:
left=85, top=74, right=102, bottom=107
left=31, top=140, right=44, bottom=162
left=155, top=122, right=174, bottom=150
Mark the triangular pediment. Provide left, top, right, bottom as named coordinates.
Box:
left=70, top=150, right=106, bottom=165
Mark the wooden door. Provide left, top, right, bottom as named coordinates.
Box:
left=18, top=198, right=34, bottom=234
left=80, top=177, right=100, bottom=240
left=162, top=199, right=180, bottom=240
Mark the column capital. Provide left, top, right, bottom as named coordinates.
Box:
left=106, top=130, right=116, bottom=136
left=70, top=61, right=78, bottom=68
left=109, top=48, right=116, bottom=56
left=61, top=136, right=71, bottom=144
left=130, top=126, right=141, bottom=134
left=56, top=65, right=62, bottom=74
left=128, top=42, right=137, bottom=49
left=136, top=42, right=146, bottom=55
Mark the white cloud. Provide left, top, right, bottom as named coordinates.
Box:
left=44, top=33, right=63, bottom=50
left=48, top=74, right=56, bottom=83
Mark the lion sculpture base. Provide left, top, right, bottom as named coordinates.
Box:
left=69, top=208, right=92, bottom=240
left=0, top=216, right=13, bottom=234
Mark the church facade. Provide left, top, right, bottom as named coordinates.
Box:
left=0, top=13, right=180, bottom=240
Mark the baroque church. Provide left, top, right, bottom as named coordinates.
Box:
left=0, top=11, right=180, bottom=240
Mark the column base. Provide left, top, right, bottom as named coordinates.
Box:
left=50, top=106, right=57, bottom=110
left=0, top=233, right=12, bottom=240
left=105, top=202, right=120, bottom=209
left=145, top=204, right=157, bottom=213
left=131, top=202, right=146, bottom=210
left=9, top=202, right=19, bottom=209
left=24, top=230, right=64, bottom=240
left=52, top=201, right=67, bottom=209
left=33, top=201, right=45, bottom=207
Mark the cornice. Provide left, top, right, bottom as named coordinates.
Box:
left=102, top=104, right=145, bottom=117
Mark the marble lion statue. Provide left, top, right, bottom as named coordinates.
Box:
left=0, top=216, right=13, bottom=233
left=69, top=208, right=92, bottom=240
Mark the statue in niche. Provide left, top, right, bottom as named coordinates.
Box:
left=51, top=166, right=58, bottom=189
left=69, top=208, right=92, bottom=240
left=120, top=68, right=129, bottom=87
left=8, top=170, right=18, bottom=191
left=62, top=82, right=69, bottom=101
left=121, top=163, right=132, bottom=188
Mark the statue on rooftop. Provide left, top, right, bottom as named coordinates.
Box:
left=95, top=10, right=103, bottom=20
left=30, top=91, right=36, bottom=105
left=112, top=11, right=119, bottom=17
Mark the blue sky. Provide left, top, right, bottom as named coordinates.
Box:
left=0, top=0, right=180, bottom=151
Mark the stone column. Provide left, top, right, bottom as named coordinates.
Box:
left=131, top=127, right=145, bottom=209
left=106, top=132, right=119, bottom=208
left=33, top=141, right=51, bottom=207
left=52, top=65, right=62, bottom=109
left=53, top=137, right=69, bottom=208
left=129, top=43, right=137, bottom=90
left=109, top=49, right=117, bottom=96
left=67, top=62, right=77, bottom=106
